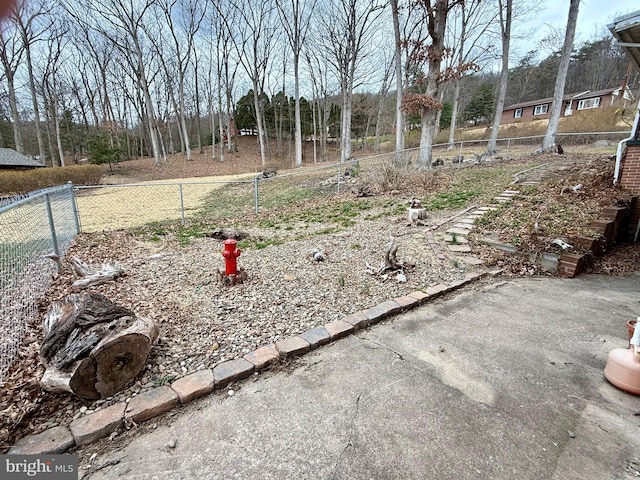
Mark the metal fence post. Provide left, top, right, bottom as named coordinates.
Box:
left=459, top=141, right=464, bottom=165
left=179, top=183, right=185, bottom=225
left=68, top=182, right=81, bottom=234
left=254, top=177, right=259, bottom=214
left=44, top=192, right=60, bottom=257
left=337, top=164, right=341, bottom=194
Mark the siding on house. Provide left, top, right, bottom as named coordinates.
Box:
left=500, top=87, right=633, bottom=125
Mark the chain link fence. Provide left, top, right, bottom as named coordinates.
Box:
left=73, top=132, right=629, bottom=231
left=0, top=183, right=79, bottom=382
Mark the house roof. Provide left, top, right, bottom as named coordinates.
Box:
left=0, top=148, right=44, bottom=168
left=503, top=87, right=631, bottom=111
left=609, top=10, right=640, bottom=71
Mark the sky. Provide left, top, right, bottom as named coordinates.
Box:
left=527, top=0, right=637, bottom=54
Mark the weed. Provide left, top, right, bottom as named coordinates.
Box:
left=338, top=275, right=345, bottom=288
left=151, top=374, right=176, bottom=387
left=351, top=243, right=362, bottom=250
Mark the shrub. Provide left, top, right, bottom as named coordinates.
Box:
left=0, top=165, right=103, bottom=195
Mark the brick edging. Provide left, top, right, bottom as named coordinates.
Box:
left=7, top=270, right=500, bottom=455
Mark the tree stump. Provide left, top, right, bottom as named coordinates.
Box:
left=39, top=293, right=158, bottom=401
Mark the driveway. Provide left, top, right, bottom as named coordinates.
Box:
left=79, top=274, right=640, bottom=480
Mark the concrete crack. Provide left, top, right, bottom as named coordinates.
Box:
left=332, top=393, right=363, bottom=480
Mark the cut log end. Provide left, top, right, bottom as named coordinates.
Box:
left=40, top=293, right=157, bottom=401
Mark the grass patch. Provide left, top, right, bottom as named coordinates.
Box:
left=424, top=190, right=479, bottom=210
left=237, top=237, right=284, bottom=250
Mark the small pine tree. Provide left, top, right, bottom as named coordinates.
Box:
left=88, top=133, right=120, bottom=171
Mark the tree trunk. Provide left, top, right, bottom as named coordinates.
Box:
left=40, top=293, right=158, bottom=401
left=6, top=73, right=23, bottom=153
left=22, top=33, right=47, bottom=165
left=341, top=84, right=352, bottom=163
left=390, top=0, right=404, bottom=154
left=252, top=84, right=268, bottom=166
left=447, top=79, right=461, bottom=150
left=487, top=0, right=512, bottom=154
left=541, top=0, right=580, bottom=151
left=53, top=95, right=66, bottom=167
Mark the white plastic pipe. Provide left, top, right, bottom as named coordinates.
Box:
left=614, top=102, right=640, bottom=185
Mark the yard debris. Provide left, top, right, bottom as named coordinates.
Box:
left=552, top=238, right=573, bottom=250
left=46, top=255, right=124, bottom=288
left=407, top=198, right=427, bottom=226
left=309, top=248, right=325, bottom=262
left=206, top=228, right=249, bottom=241
left=365, top=238, right=412, bottom=280
left=560, top=183, right=583, bottom=195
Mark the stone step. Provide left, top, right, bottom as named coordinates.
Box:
left=442, top=234, right=469, bottom=244
left=447, top=244, right=472, bottom=253
left=457, top=218, right=476, bottom=225
left=446, top=227, right=471, bottom=236
left=477, top=235, right=517, bottom=253
left=457, top=256, right=485, bottom=266
left=503, top=190, right=520, bottom=195
left=453, top=223, right=474, bottom=231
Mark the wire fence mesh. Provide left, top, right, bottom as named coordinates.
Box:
left=0, top=183, right=79, bottom=383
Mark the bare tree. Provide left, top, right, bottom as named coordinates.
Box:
left=540, top=0, right=580, bottom=152
left=445, top=0, right=496, bottom=150
left=0, top=22, right=25, bottom=152
left=225, top=0, right=279, bottom=166
left=390, top=0, right=404, bottom=154
left=11, top=0, right=54, bottom=163
left=39, top=22, right=68, bottom=166
left=320, top=0, right=385, bottom=163
left=275, top=0, right=316, bottom=167
left=154, top=0, right=206, bottom=161
left=402, top=0, right=463, bottom=168
left=486, top=0, right=512, bottom=154
left=66, top=0, right=164, bottom=165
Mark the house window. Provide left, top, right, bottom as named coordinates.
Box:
left=533, top=105, right=548, bottom=115
left=514, top=108, right=523, bottom=118
left=577, top=97, right=601, bottom=110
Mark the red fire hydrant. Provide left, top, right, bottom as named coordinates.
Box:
left=222, top=238, right=241, bottom=276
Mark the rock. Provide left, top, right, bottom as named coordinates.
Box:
left=568, top=430, right=575, bottom=438
left=167, top=439, right=177, bottom=449
left=228, top=390, right=235, bottom=397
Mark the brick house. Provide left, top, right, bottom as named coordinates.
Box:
left=610, top=10, right=640, bottom=242
left=500, top=87, right=634, bottom=125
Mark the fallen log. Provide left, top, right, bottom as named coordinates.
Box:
left=40, top=293, right=158, bottom=401
left=45, top=255, right=124, bottom=288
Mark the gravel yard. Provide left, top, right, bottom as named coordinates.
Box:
left=1, top=196, right=477, bottom=450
